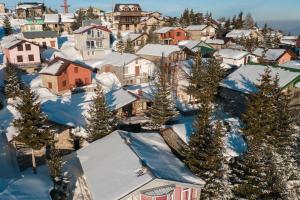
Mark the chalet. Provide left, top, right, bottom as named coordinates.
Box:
left=22, top=31, right=58, bottom=49
left=77, top=7, right=103, bottom=16
left=214, top=49, right=250, bottom=67
left=154, top=27, right=188, bottom=45
left=205, top=38, right=226, bottom=50
left=3, top=39, right=41, bottom=72
left=44, top=13, right=75, bottom=33
left=111, top=4, right=143, bottom=32
left=179, top=40, right=214, bottom=58
left=122, top=32, right=148, bottom=51
left=139, top=16, right=165, bottom=32
left=64, top=131, right=204, bottom=200
left=73, top=25, right=112, bottom=60
left=280, top=36, right=300, bottom=56
left=89, top=52, right=156, bottom=85
left=16, top=2, right=45, bottom=19
left=136, top=44, right=186, bottom=66
left=184, top=24, right=216, bottom=41
left=20, top=17, right=44, bottom=32
left=39, top=57, right=92, bottom=94
left=220, top=64, right=300, bottom=115
left=251, top=48, right=297, bottom=65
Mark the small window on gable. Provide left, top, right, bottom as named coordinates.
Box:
left=17, top=45, right=23, bottom=51
left=74, top=67, right=78, bottom=73
left=48, top=82, right=52, bottom=89
left=25, top=44, right=31, bottom=51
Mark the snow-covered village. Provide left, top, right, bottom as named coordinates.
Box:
left=0, top=0, right=300, bottom=199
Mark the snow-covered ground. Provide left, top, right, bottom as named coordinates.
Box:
left=0, top=165, right=52, bottom=200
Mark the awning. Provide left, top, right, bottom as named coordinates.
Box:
left=141, top=185, right=175, bottom=197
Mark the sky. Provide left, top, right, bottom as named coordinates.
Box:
left=5, top=0, right=300, bottom=21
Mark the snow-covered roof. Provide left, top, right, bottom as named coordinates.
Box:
left=281, top=36, right=298, bottom=40
left=252, top=48, right=287, bottom=61
left=280, top=60, right=300, bottom=71
left=184, top=25, right=207, bottom=31
left=205, top=38, right=225, bottom=45
left=39, top=57, right=91, bottom=76
left=178, top=40, right=201, bottom=51
left=220, top=65, right=300, bottom=94
left=154, top=27, right=175, bottom=34
left=94, top=52, right=138, bottom=69
left=126, top=132, right=204, bottom=185
left=106, top=88, right=137, bottom=111
left=95, top=72, right=121, bottom=92
left=16, top=2, right=44, bottom=10
left=44, top=14, right=59, bottom=23
left=73, top=25, right=111, bottom=34
left=60, top=13, right=75, bottom=23
left=23, top=31, right=58, bottom=39
left=226, top=29, right=253, bottom=38
left=137, top=44, right=181, bottom=57
left=214, top=49, right=249, bottom=60
left=122, top=33, right=143, bottom=42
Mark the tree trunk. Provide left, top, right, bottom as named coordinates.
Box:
left=32, top=149, right=37, bottom=174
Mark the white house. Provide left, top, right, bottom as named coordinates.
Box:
left=214, top=48, right=250, bottom=67
left=184, top=24, right=216, bottom=41
left=226, top=29, right=259, bottom=39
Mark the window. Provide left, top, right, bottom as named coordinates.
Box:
left=48, top=82, right=52, bottom=89
left=17, top=55, right=23, bottom=62
left=135, top=66, right=140, bottom=76
left=181, top=189, right=191, bottom=200
left=126, top=24, right=130, bottom=30
left=42, top=42, right=47, bottom=48
left=87, top=29, right=91, bottom=35
left=28, top=54, right=34, bottom=61
left=17, top=45, right=23, bottom=51
left=74, top=67, right=78, bottom=73
left=86, top=41, right=95, bottom=49
left=176, top=32, right=181, bottom=37
left=62, top=80, right=67, bottom=87
left=98, top=40, right=103, bottom=48
left=97, top=31, right=102, bottom=38
left=25, top=44, right=31, bottom=51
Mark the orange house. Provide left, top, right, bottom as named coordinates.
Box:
left=39, top=57, right=92, bottom=94
left=154, top=27, right=188, bottom=45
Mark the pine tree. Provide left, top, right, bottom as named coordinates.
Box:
left=3, top=16, right=13, bottom=36
left=146, top=25, right=159, bottom=44
left=115, top=40, right=125, bottom=54
left=245, top=13, right=255, bottom=29
left=13, top=85, right=53, bottom=174
left=148, top=69, right=178, bottom=129
left=124, top=38, right=135, bottom=53
left=236, top=12, right=244, bottom=29
left=86, top=84, right=116, bottom=142
left=72, top=11, right=85, bottom=31
left=4, top=63, right=20, bottom=99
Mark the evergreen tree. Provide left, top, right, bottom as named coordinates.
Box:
left=146, top=25, right=159, bottom=44
left=124, top=38, right=135, bottom=53
left=86, top=84, right=115, bottom=142
left=71, top=11, right=85, bottom=31
left=231, top=15, right=237, bottom=29
left=13, top=85, right=53, bottom=174
left=87, top=6, right=98, bottom=19
left=224, top=17, right=231, bottom=33
left=236, top=11, right=244, bottom=29
left=115, top=40, right=125, bottom=54
left=4, top=63, right=20, bottom=99
left=3, top=16, right=13, bottom=36
left=148, top=69, right=178, bottom=129
left=245, top=13, right=255, bottom=29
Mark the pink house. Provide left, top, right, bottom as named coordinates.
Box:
left=3, top=39, right=41, bottom=72
left=64, top=131, right=204, bottom=200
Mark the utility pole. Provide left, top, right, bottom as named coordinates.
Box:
left=61, top=0, right=70, bottom=13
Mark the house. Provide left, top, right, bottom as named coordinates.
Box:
left=205, top=38, right=226, bottom=50
left=154, top=27, right=188, bottom=45
left=219, top=64, right=300, bottom=115
left=77, top=7, right=103, bottom=16
left=184, top=25, right=216, bottom=41
left=3, top=39, right=41, bottom=72
left=20, top=17, right=44, bottom=32
left=16, top=2, right=45, bottom=19
left=251, top=48, right=297, bottom=65
left=139, top=16, right=165, bottom=32
left=226, top=29, right=260, bottom=40
left=64, top=130, right=204, bottom=200
left=136, top=44, right=186, bottom=67
left=39, top=57, right=92, bottom=94
left=22, top=31, right=58, bottom=49
left=179, top=40, right=214, bottom=58
left=111, top=4, right=143, bottom=32
left=74, top=25, right=112, bottom=60
left=214, top=49, right=250, bottom=67
left=280, top=36, right=300, bottom=56
left=89, top=52, right=156, bottom=85
left=122, top=32, right=148, bottom=50
left=44, top=13, right=75, bottom=33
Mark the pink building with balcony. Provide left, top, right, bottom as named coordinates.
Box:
left=3, top=39, right=41, bottom=72
left=64, top=131, right=205, bottom=200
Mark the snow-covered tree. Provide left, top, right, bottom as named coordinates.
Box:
left=148, top=69, right=178, bottom=129
left=3, top=16, right=13, bottom=36
left=124, top=38, right=135, bottom=53
left=4, top=63, right=20, bottom=99
left=13, top=85, right=53, bottom=174
left=244, top=13, right=255, bottom=29
left=116, top=40, right=125, bottom=54
left=86, top=84, right=116, bottom=142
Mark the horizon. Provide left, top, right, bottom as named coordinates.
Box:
left=4, top=0, right=300, bottom=21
